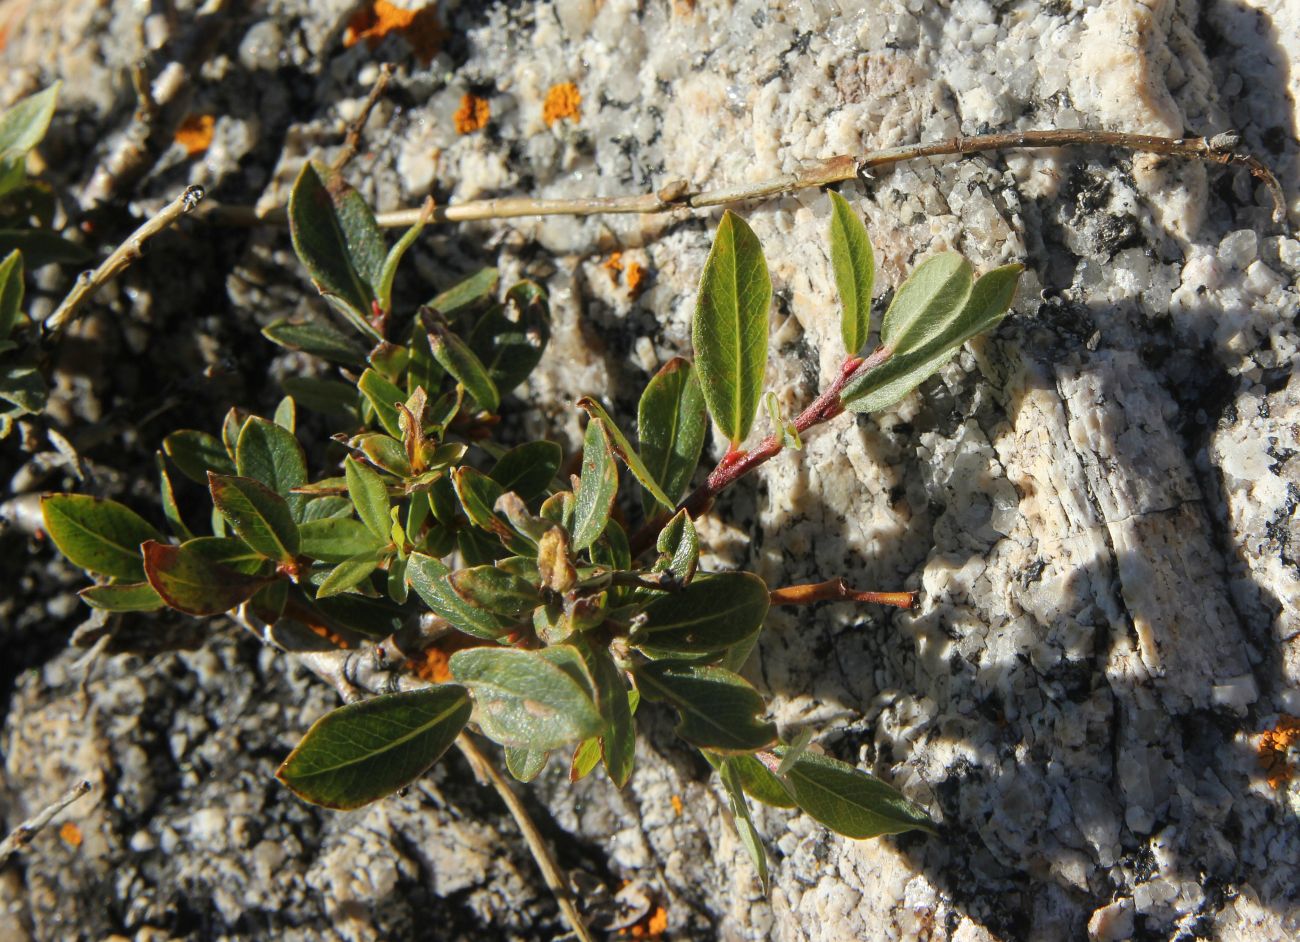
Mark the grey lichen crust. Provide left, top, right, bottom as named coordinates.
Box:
left=2, top=0, right=1298, bottom=940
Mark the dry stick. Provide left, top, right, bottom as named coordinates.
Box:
left=229, top=606, right=594, bottom=942
left=770, top=578, right=916, bottom=610
left=44, top=185, right=206, bottom=338
left=199, top=129, right=1288, bottom=228
left=456, top=735, right=596, bottom=942
left=0, top=780, right=93, bottom=866
left=331, top=63, right=394, bottom=175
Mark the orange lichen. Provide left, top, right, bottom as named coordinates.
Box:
left=542, top=82, right=582, bottom=127
left=408, top=634, right=492, bottom=684
left=344, top=1, right=446, bottom=65
left=625, top=261, right=647, bottom=298
left=602, top=251, right=624, bottom=275
left=1258, top=715, right=1300, bottom=789
left=174, top=114, right=215, bottom=156
left=59, top=822, right=83, bottom=848
left=622, top=905, right=669, bottom=938
left=453, top=93, right=490, bottom=134
left=669, top=794, right=683, bottom=816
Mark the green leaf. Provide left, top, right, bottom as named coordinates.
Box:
left=489, top=440, right=562, bottom=500
left=637, top=357, right=706, bottom=512
left=827, top=190, right=874, bottom=355
left=142, top=539, right=266, bottom=615
left=630, top=572, right=769, bottom=656
left=450, top=645, right=602, bottom=751
left=301, top=495, right=354, bottom=522
left=583, top=644, right=635, bottom=788
left=0, top=83, right=60, bottom=157
left=504, top=745, right=549, bottom=783
left=262, top=318, right=367, bottom=367
left=281, top=377, right=360, bottom=421
left=310, top=593, right=408, bottom=639
left=163, top=430, right=236, bottom=485
left=406, top=553, right=513, bottom=639
left=352, top=432, right=411, bottom=478
left=345, top=456, right=391, bottom=541
left=79, top=581, right=164, bottom=613
left=571, top=417, right=618, bottom=552
left=720, top=758, right=770, bottom=892
left=577, top=398, right=672, bottom=510
left=358, top=368, right=405, bottom=438
left=277, top=685, right=472, bottom=810
left=41, top=494, right=161, bottom=581
left=274, top=396, right=296, bottom=433
left=0, top=230, right=93, bottom=267
left=449, top=565, right=539, bottom=617
left=467, top=282, right=550, bottom=393
left=727, top=753, right=796, bottom=809
left=0, top=249, right=23, bottom=339
left=329, top=177, right=386, bottom=296
left=879, top=252, right=973, bottom=357
left=569, top=738, right=602, bottom=782
left=776, top=749, right=935, bottom=838
left=208, top=473, right=300, bottom=564
left=843, top=262, right=1022, bottom=415
left=376, top=210, right=427, bottom=313
left=299, top=516, right=386, bottom=562
left=315, top=551, right=384, bottom=598
left=692, top=210, right=771, bottom=447
left=654, top=510, right=698, bottom=585
left=287, top=162, right=380, bottom=339
left=155, top=451, right=193, bottom=540
left=183, top=536, right=271, bottom=575
left=428, top=322, right=500, bottom=414
left=236, top=417, right=308, bottom=519
left=0, top=362, right=43, bottom=413
left=250, top=579, right=289, bottom=623
left=450, top=467, right=530, bottom=554
left=634, top=660, right=776, bottom=753
left=428, top=267, right=498, bottom=316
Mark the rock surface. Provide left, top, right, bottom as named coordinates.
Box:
left=2, top=0, right=1298, bottom=939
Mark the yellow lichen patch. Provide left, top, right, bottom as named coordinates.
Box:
left=602, top=251, right=624, bottom=275
left=1258, top=715, right=1300, bottom=789
left=622, top=905, right=669, bottom=938
left=174, top=114, right=215, bottom=156
left=59, top=821, right=83, bottom=848
left=344, top=1, right=446, bottom=65
left=625, top=261, right=647, bottom=298
left=542, top=82, right=581, bottom=127
left=453, top=93, right=490, bottom=134
left=669, top=793, right=683, bottom=816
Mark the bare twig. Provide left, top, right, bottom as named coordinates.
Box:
left=331, top=63, right=394, bottom=175
left=44, top=185, right=206, bottom=338
left=456, top=735, right=595, bottom=942
left=0, top=780, right=93, bottom=866
left=199, top=128, right=1288, bottom=228
left=769, top=578, right=916, bottom=610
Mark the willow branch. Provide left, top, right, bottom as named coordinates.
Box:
left=456, top=735, right=595, bottom=942
left=331, top=63, right=394, bottom=175
left=0, top=780, right=93, bottom=866
left=44, top=185, right=206, bottom=338
left=198, top=128, right=1287, bottom=228
left=769, top=578, right=916, bottom=610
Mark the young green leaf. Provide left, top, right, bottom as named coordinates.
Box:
left=163, top=429, right=236, bottom=485
left=637, top=357, right=707, bottom=512
left=634, top=660, right=776, bottom=753
left=0, top=249, right=23, bottom=339
left=489, top=440, right=562, bottom=500
left=155, top=451, right=193, bottom=541
left=571, top=417, right=618, bottom=552
left=376, top=209, right=428, bottom=313
left=277, top=686, right=472, bottom=810
left=879, top=252, right=973, bottom=357
left=262, top=318, right=368, bottom=367
left=208, top=473, right=301, bottom=564
left=0, top=83, right=60, bottom=158
left=142, top=540, right=267, bottom=615
left=775, top=748, right=935, bottom=838
left=654, top=510, right=699, bottom=585
left=345, top=456, right=391, bottom=542
left=428, top=322, right=500, bottom=414
left=569, top=738, right=602, bottom=782
left=577, top=397, right=672, bottom=510
left=274, top=396, right=296, bottom=433
left=358, top=368, right=406, bottom=439
left=630, top=572, right=769, bottom=655
left=692, top=211, right=771, bottom=447
left=236, top=417, right=308, bottom=518
left=504, top=746, right=549, bottom=783
left=842, top=262, right=1022, bottom=415
left=719, top=757, right=770, bottom=891
left=287, top=161, right=380, bottom=339
left=450, top=645, right=603, bottom=751
left=41, top=494, right=161, bottom=581
left=299, top=516, right=386, bottom=562
left=315, top=551, right=384, bottom=599
left=79, top=581, right=164, bottom=613
left=428, top=267, right=498, bottom=317
left=827, top=190, right=875, bottom=356
left=353, top=432, right=412, bottom=478
left=406, top=553, right=513, bottom=639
